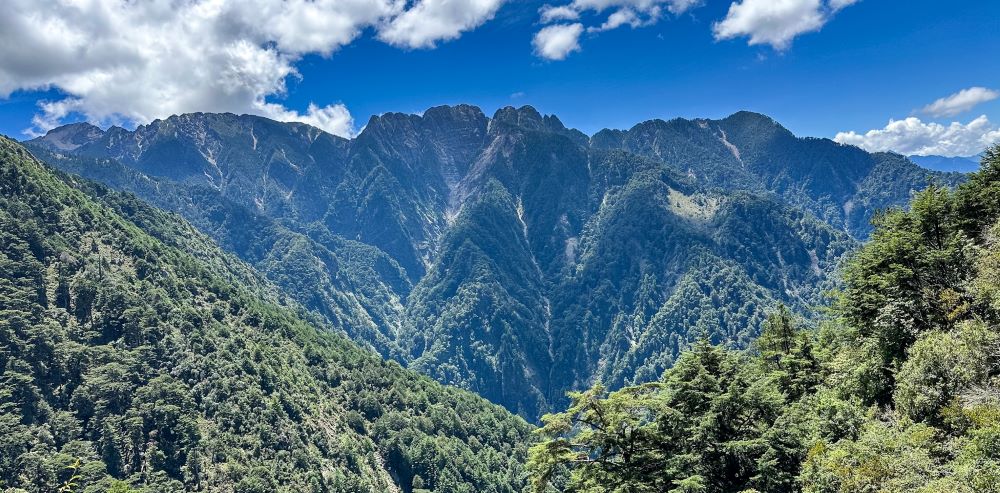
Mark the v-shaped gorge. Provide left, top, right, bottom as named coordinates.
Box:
left=27, top=104, right=962, bottom=419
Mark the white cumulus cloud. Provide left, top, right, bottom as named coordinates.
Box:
left=262, top=102, right=356, bottom=138
left=535, top=0, right=702, bottom=59
left=920, top=87, right=999, bottom=118
left=0, top=0, right=505, bottom=137
left=664, top=0, right=704, bottom=14
left=565, top=0, right=701, bottom=15
left=713, top=0, right=858, bottom=50
left=834, top=115, right=1000, bottom=157
left=589, top=8, right=645, bottom=32
left=533, top=23, right=585, bottom=60
left=378, top=0, right=505, bottom=49
left=828, top=0, right=860, bottom=11
left=539, top=5, right=582, bottom=23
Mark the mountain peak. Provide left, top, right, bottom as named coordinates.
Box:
left=720, top=110, right=790, bottom=134
left=423, top=103, right=485, bottom=119
left=491, top=105, right=572, bottom=136
left=143, top=112, right=271, bottom=131
left=421, top=104, right=489, bottom=132
left=29, top=121, right=105, bottom=151
left=492, top=105, right=542, bottom=128
left=365, top=111, right=418, bottom=127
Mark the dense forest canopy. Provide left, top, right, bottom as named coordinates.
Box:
left=0, top=136, right=532, bottom=492
left=528, top=146, right=1000, bottom=492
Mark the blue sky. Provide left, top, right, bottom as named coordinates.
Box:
left=1, top=0, right=998, bottom=156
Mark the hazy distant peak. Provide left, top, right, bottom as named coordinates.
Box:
left=908, top=154, right=981, bottom=173
left=30, top=122, right=104, bottom=151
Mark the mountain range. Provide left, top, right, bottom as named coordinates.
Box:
left=24, top=105, right=964, bottom=419
left=908, top=154, right=982, bottom=173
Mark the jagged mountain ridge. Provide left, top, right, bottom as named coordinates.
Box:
left=27, top=105, right=953, bottom=419
left=592, top=111, right=966, bottom=237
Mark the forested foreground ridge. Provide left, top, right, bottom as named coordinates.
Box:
left=529, top=147, right=1000, bottom=492
left=26, top=106, right=960, bottom=419
left=0, top=136, right=533, bottom=492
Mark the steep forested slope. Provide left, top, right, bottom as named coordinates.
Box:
left=27, top=105, right=947, bottom=420
left=546, top=150, right=854, bottom=400
left=400, top=117, right=855, bottom=414
left=22, top=145, right=414, bottom=362
left=0, top=137, right=532, bottom=492
left=405, top=181, right=553, bottom=419
left=530, top=148, right=1000, bottom=492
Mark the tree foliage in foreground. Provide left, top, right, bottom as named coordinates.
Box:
left=529, top=146, right=1000, bottom=492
